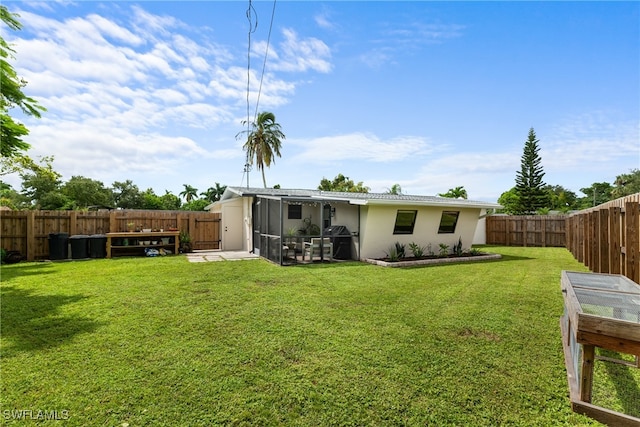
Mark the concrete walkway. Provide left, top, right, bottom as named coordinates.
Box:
left=186, top=250, right=260, bottom=263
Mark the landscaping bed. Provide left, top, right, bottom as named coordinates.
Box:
left=366, top=252, right=502, bottom=267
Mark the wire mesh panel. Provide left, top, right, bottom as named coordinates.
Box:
left=560, top=270, right=640, bottom=425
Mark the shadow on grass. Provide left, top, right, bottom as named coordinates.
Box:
left=0, top=286, right=103, bottom=358
left=600, top=350, right=640, bottom=417
left=0, top=262, right=57, bottom=283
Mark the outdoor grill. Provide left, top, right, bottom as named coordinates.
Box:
left=323, top=225, right=352, bottom=260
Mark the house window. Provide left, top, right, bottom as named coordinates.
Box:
left=393, top=210, right=417, bottom=234
left=288, top=204, right=302, bottom=219
left=438, top=211, right=460, bottom=233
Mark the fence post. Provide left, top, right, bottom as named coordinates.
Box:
left=609, top=207, right=621, bottom=275
left=505, top=217, right=510, bottom=246
left=69, top=211, right=77, bottom=236
left=109, top=211, right=117, bottom=233
left=598, top=208, right=609, bottom=274
left=626, top=201, right=639, bottom=284
left=26, top=210, right=35, bottom=261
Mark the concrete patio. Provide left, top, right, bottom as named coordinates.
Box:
left=186, top=250, right=260, bottom=263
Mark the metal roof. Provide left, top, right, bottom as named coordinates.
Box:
left=217, top=186, right=501, bottom=209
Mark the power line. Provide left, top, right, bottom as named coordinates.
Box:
left=242, top=0, right=277, bottom=188
left=242, top=0, right=257, bottom=188
left=253, top=0, right=277, bottom=122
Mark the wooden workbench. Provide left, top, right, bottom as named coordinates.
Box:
left=106, top=231, right=180, bottom=258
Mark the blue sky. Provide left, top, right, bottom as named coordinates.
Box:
left=3, top=1, right=639, bottom=202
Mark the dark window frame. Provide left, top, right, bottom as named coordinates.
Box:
left=287, top=204, right=302, bottom=220
left=438, top=211, right=460, bottom=234
left=393, top=210, right=418, bottom=235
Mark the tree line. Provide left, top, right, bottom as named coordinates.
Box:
left=0, top=156, right=226, bottom=210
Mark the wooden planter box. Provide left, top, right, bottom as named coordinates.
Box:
left=560, top=270, right=640, bottom=426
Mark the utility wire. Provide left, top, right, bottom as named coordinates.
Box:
left=242, top=0, right=277, bottom=188
left=243, top=0, right=257, bottom=187
left=253, top=0, right=277, bottom=122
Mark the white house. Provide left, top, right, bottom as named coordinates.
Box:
left=206, top=187, right=501, bottom=265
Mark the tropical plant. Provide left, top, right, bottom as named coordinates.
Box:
left=299, top=216, right=321, bottom=236
left=179, top=184, right=198, bottom=203
left=385, top=184, right=403, bottom=195
left=408, top=242, right=425, bottom=258
left=394, top=242, right=406, bottom=259
left=237, top=111, right=285, bottom=188
left=438, top=186, right=468, bottom=199
left=612, top=169, right=640, bottom=199
left=179, top=231, right=193, bottom=253
left=201, top=182, right=227, bottom=203
left=452, top=237, right=463, bottom=256
left=1, top=6, right=47, bottom=158
left=385, top=245, right=400, bottom=262
left=438, top=243, right=450, bottom=257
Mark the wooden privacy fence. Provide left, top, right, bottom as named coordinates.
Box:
left=1, top=210, right=221, bottom=261
left=566, top=193, right=640, bottom=284
left=486, top=215, right=567, bottom=247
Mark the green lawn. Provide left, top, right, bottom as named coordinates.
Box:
left=0, top=246, right=615, bottom=426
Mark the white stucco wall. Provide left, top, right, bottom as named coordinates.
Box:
left=473, top=211, right=487, bottom=245
left=359, top=205, right=481, bottom=260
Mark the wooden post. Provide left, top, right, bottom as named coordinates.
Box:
left=69, top=211, right=77, bottom=236
left=626, top=201, right=639, bottom=284
left=188, top=213, right=196, bottom=246
left=599, top=208, right=609, bottom=274
left=109, top=211, right=117, bottom=233
left=580, top=344, right=595, bottom=403
left=505, top=217, right=510, bottom=246
left=26, top=210, right=35, bottom=261
left=610, top=207, right=621, bottom=275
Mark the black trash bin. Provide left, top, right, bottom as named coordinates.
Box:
left=324, top=226, right=352, bottom=260
left=48, top=232, right=69, bottom=260
left=89, top=234, right=107, bottom=258
left=69, top=235, right=90, bottom=259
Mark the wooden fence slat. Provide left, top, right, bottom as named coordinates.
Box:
left=486, top=215, right=567, bottom=248
left=626, top=201, right=639, bottom=284
left=1, top=210, right=221, bottom=261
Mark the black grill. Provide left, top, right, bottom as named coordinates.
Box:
left=324, top=226, right=352, bottom=260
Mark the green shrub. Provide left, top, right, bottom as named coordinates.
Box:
left=394, top=242, right=406, bottom=258
left=408, top=242, right=425, bottom=258
left=438, top=243, right=449, bottom=257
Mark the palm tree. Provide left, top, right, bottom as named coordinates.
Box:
left=238, top=111, right=285, bottom=188
left=385, top=184, right=403, bottom=195
left=179, top=184, right=198, bottom=203
left=438, top=186, right=468, bottom=199
left=201, top=182, right=227, bottom=203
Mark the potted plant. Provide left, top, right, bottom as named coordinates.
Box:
left=285, top=227, right=299, bottom=249
left=179, top=231, right=193, bottom=253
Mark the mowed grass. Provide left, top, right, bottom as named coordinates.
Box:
left=0, top=246, right=607, bottom=426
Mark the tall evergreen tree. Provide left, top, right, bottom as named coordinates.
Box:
left=514, top=128, right=548, bottom=214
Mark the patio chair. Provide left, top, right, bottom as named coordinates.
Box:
left=303, top=237, right=333, bottom=262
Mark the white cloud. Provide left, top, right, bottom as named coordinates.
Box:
left=6, top=4, right=333, bottom=189
left=543, top=113, right=639, bottom=170
left=292, top=133, right=434, bottom=163
left=265, top=28, right=332, bottom=73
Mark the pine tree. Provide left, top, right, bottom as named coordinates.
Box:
left=514, top=128, right=548, bottom=214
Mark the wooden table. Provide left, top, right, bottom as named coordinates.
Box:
left=106, top=231, right=180, bottom=258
